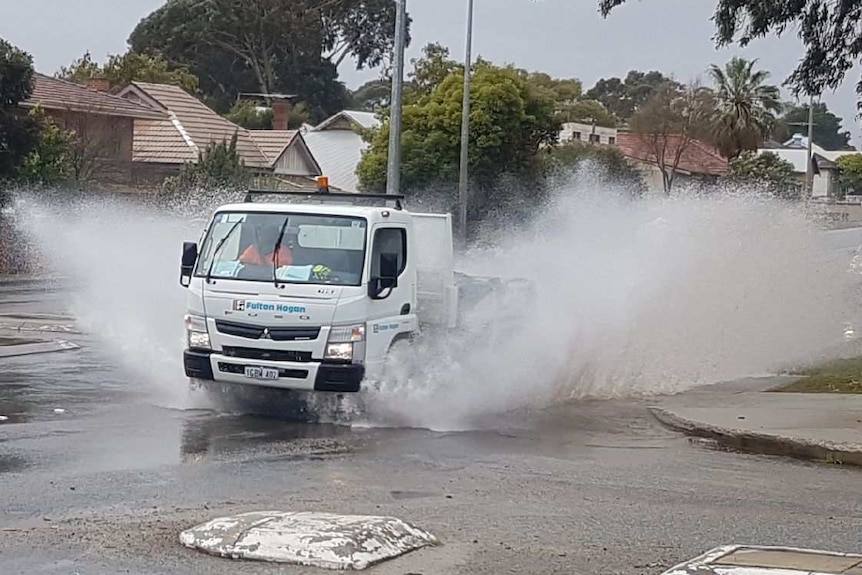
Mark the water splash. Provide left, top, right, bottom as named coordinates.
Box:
left=9, top=181, right=859, bottom=429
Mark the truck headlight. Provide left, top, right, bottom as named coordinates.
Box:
left=184, top=314, right=211, bottom=350
left=324, top=324, right=365, bottom=361
left=325, top=342, right=354, bottom=361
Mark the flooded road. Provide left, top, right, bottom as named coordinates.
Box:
left=1, top=277, right=860, bottom=574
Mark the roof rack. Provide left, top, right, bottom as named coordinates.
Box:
left=243, top=189, right=404, bottom=210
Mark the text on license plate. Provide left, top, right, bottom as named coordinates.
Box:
left=244, top=366, right=279, bottom=380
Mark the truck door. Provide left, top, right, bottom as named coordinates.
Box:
left=366, top=225, right=415, bottom=356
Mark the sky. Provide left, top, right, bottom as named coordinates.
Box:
left=3, top=0, right=860, bottom=147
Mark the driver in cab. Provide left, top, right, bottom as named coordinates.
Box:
left=238, top=224, right=293, bottom=266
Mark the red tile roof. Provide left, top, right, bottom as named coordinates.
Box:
left=616, top=132, right=729, bottom=177
left=22, top=74, right=165, bottom=120
left=116, top=82, right=269, bottom=167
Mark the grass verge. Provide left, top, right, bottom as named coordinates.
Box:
left=777, top=356, right=862, bottom=393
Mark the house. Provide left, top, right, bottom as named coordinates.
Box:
left=301, top=110, right=382, bottom=192
left=615, top=132, right=729, bottom=191
left=248, top=129, right=335, bottom=192
left=20, top=74, right=167, bottom=185
left=757, top=134, right=860, bottom=198
left=559, top=122, right=618, bottom=145
left=115, top=82, right=271, bottom=184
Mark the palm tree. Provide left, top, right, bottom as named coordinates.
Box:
left=708, top=57, right=782, bottom=159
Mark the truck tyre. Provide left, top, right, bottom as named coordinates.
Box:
left=381, top=337, right=416, bottom=389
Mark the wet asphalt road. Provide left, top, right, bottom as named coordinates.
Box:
left=1, top=279, right=861, bottom=575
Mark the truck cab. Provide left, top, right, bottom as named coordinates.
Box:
left=179, top=186, right=457, bottom=394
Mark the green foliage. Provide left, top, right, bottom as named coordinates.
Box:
left=224, top=99, right=310, bottom=130
left=408, top=43, right=458, bottom=100
left=0, top=38, right=40, bottom=179
left=224, top=100, right=274, bottom=130
left=540, top=141, right=645, bottom=193
left=585, top=70, right=679, bottom=120
left=128, top=0, right=401, bottom=120
left=162, top=132, right=251, bottom=193
left=350, top=79, right=391, bottom=111
left=708, top=57, right=782, bottom=159
left=729, top=151, right=800, bottom=198
left=57, top=51, right=199, bottom=94
left=837, top=154, right=862, bottom=196
left=561, top=99, right=617, bottom=127
left=773, top=102, right=855, bottom=151
left=14, top=107, right=75, bottom=184
left=358, top=61, right=559, bottom=220
left=599, top=0, right=862, bottom=108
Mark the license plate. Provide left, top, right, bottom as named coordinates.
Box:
left=244, top=366, right=279, bottom=380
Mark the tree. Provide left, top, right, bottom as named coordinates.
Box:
left=561, top=99, right=617, bottom=127
left=585, top=70, right=680, bottom=120
left=162, top=132, right=251, bottom=193
left=14, top=107, right=75, bottom=185
left=407, top=43, right=459, bottom=100
left=772, top=102, right=855, bottom=151
left=358, top=61, right=559, bottom=221
left=0, top=39, right=40, bottom=180
left=598, top=0, right=862, bottom=109
left=708, top=57, right=782, bottom=159
left=129, top=0, right=404, bottom=119
left=729, top=151, right=800, bottom=198
left=540, top=141, right=645, bottom=193
left=57, top=51, right=199, bottom=94
left=350, top=78, right=391, bottom=111
left=837, top=154, right=862, bottom=197
left=629, top=82, right=715, bottom=194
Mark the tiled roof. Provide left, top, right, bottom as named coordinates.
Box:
left=118, top=82, right=269, bottom=167
left=616, top=133, right=729, bottom=176
left=303, top=129, right=369, bottom=192
left=132, top=114, right=199, bottom=164
left=22, top=74, right=165, bottom=120
left=249, top=130, right=298, bottom=165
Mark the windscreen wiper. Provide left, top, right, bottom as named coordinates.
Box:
left=205, top=220, right=241, bottom=284
left=272, top=216, right=290, bottom=286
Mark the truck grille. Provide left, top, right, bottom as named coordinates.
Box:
left=215, top=320, right=320, bottom=341
left=221, top=346, right=312, bottom=363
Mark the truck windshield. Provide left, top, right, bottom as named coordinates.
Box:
left=195, top=212, right=367, bottom=286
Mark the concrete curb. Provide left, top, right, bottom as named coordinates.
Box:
left=0, top=340, right=80, bottom=359
left=649, top=406, right=862, bottom=467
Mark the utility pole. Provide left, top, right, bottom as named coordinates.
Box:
left=804, top=92, right=815, bottom=200
left=385, top=0, right=407, bottom=195
left=456, top=0, right=474, bottom=245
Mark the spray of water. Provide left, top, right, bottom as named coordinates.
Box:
left=10, top=178, right=858, bottom=430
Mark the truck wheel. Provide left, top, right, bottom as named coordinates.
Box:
left=382, top=338, right=415, bottom=389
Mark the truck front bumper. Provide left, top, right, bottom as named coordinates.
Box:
left=183, top=350, right=364, bottom=393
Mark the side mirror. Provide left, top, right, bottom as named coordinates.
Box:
left=368, top=252, right=399, bottom=300
left=180, top=241, right=198, bottom=287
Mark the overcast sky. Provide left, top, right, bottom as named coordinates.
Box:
left=3, top=0, right=860, bottom=147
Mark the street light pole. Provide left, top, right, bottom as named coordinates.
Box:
left=386, top=0, right=407, bottom=195
left=804, top=92, right=815, bottom=200
left=456, top=0, right=474, bottom=245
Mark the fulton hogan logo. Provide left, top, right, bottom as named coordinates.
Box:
left=233, top=300, right=307, bottom=314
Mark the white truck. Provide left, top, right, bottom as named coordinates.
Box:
left=179, top=183, right=533, bottom=394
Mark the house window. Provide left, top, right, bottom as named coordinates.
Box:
left=371, top=227, right=407, bottom=278
left=608, top=136, right=616, bottom=145
left=589, top=134, right=600, bottom=144
left=572, top=132, right=581, bottom=141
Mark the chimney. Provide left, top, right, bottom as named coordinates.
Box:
left=272, top=99, right=291, bottom=131
left=87, top=77, right=111, bottom=93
